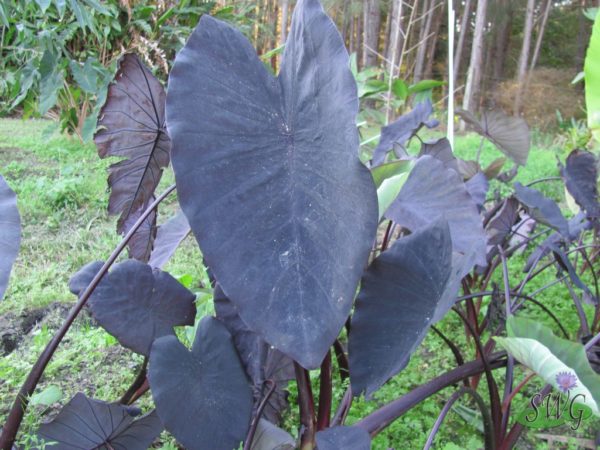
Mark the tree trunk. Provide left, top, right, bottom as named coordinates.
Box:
left=529, top=0, right=551, bottom=72
left=280, top=0, right=290, bottom=46
left=513, top=0, right=536, bottom=116
left=461, top=0, right=488, bottom=117
left=491, top=0, right=512, bottom=88
left=362, top=0, right=381, bottom=68
left=413, top=0, right=433, bottom=83
left=453, top=0, right=472, bottom=85
left=423, top=0, right=445, bottom=80
left=386, top=0, right=404, bottom=78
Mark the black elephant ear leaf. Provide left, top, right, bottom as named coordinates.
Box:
left=457, top=109, right=530, bottom=165
left=149, top=317, right=254, bottom=450
left=385, top=155, right=487, bottom=266
left=214, top=285, right=294, bottom=424
left=68, top=260, right=103, bottom=296
left=483, top=157, right=506, bottom=180
left=167, top=0, right=378, bottom=369
left=560, top=150, right=600, bottom=218
left=251, top=419, right=295, bottom=450
left=348, top=220, right=454, bottom=398
left=418, top=137, right=459, bottom=173
left=78, top=259, right=196, bottom=355
left=372, top=99, right=438, bottom=166
left=36, top=393, right=163, bottom=450
left=148, top=209, right=191, bottom=269
left=315, top=425, right=371, bottom=450
left=514, top=182, right=569, bottom=237
left=94, top=53, right=171, bottom=254
left=465, top=172, right=489, bottom=210
left=0, top=175, right=20, bottom=301
left=122, top=196, right=157, bottom=262
left=485, top=197, right=520, bottom=253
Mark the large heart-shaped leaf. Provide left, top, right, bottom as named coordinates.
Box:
left=148, top=209, right=191, bottom=269
left=149, top=317, right=254, bottom=450
left=496, top=316, right=600, bottom=415
left=214, top=285, right=294, bottom=424
left=94, top=53, right=171, bottom=247
left=36, top=393, right=162, bottom=449
left=418, top=137, right=459, bottom=173
left=167, top=0, right=378, bottom=369
left=122, top=196, right=157, bottom=262
left=465, top=172, right=489, bottom=210
left=315, top=426, right=371, bottom=450
left=0, top=175, right=20, bottom=301
left=457, top=109, right=530, bottom=165
left=70, top=259, right=196, bottom=355
left=251, top=419, right=295, bottom=450
left=514, top=182, right=569, bottom=237
left=348, top=221, right=454, bottom=397
left=372, top=99, right=439, bottom=166
left=385, top=156, right=487, bottom=266
left=560, top=150, right=600, bottom=218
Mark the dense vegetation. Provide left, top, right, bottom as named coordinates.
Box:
left=1, top=1, right=600, bottom=449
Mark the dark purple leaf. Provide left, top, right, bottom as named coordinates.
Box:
left=214, top=285, right=294, bottom=424
left=148, top=209, right=191, bottom=269
left=250, top=419, right=295, bottom=450
left=457, top=109, right=530, bottom=165
left=0, top=175, right=20, bottom=301
left=68, top=260, right=103, bottom=296
left=486, top=198, right=520, bottom=247
left=497, top=165, right=519, bottom=183
left=94, top=53, right=171, bottom=238
left=349, top=221, right=456, bottom=397
left=71, top=259, right=196, bottom=355
left=483, top=157, right=507, bottom=180
left=465, top=172, right=489, bottom=210
left=149, top=317, right=253, bottom=450
left=167, top=0, right=378, bottom=369
left=122, top=196, right=157, bottom=262
left=457, top=159, right=480, bottom=180
left=315, top=426, right=371, bottom=450
left=385, top=156, right=487, bottom=266
left=560, top=149, right=600, bottom=218
left=551, top=244, right=597, bottom=304
left=36, top=393, right=162, bottom=450
left=418, top=137, right=459, bottom=173
left=372, top=99, right=438, bottom=166
left=514, top=182, right=569, bottom=237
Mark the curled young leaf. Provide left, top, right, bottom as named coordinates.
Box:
left=36, top=393, right=162, bottom=449
left=148, top=209, right=191, bottom=269
left=560, top=149, right=600, bottom=219
left=94, top=53, right=171, bottom=251
left=70, top=259, right=196, bottom=355
left=0, top=175, right=20, bottom=301
left=167, top=0, right=378, bottom=369
left=149, top=317, right=254, bottom=450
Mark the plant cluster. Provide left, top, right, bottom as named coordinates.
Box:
left=1, top=1, right=600, bottom=449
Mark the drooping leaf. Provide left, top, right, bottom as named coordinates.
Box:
left=149, top=317, right=254, bottom=450
left=495, top=316, right=600, bottom=415
left=148, top=209, right=191, bottom=269
left=514, top=182, right=569, bottom=237
left=418, top=137, right=459, bottom=173
left=348, top=221, right=454, bottom=397
left=385, top=156, right=487, bottom=266
left=315, top=426, right=371, bottom=450
left=70, top=259, right=196, bottom=355
left=372, top=99, right=439, bottom=166
left=465, top=172, right=489, bottom=210
left=36, top=393, right=162, bottom=449
left=457, top=109, right=530, bottom=165
left=122, top=196, right=157, bottom=262
left=251, top=419, right=295, bottom=450
left=167, top=0, right=378, bottom=369
left=94, top=53, right=171, bottom=239
left=560, top=150, right=600, bottom=218
left=214, top=285, right=294, bottom=424
left=0, top=175, right=20, bottom=301
left=585, top=14, right=600, bottom=141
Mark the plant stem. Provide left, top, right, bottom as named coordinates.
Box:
left=316, top=352, right=332, bottom=430
left=243, top=380, right=276, bottom=450
left=354, top=352, right=507, bottom=436
left=331, top=387, right=353, bottom=427
left=294, top=362, right=316, bottom=450
left=119, top=357, right=148, bottom=405
left=0, top=184, right=176, bottom=449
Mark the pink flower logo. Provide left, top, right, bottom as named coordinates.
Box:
left=556, top=371, right=578, bottom=393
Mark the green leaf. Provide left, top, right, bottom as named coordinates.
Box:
left=39, top=71, right=64, bottom=115
left=495, top=316, right=600, bottom=416
left=377, top=172, right=409, bottom=220
left=35, top=0, right=52, bottom=13
left=585, top=8, right=598, bottom=21
left=54, top=0, right=67, bottom=16
left=30, top=385, right=62, bottom=406
left=572, top=71, right=585, bottom=85
left=371, top=159, right=413, bottom=188
left=515, top=399, right=592, bottom=429
left=408, top=79, right=445, bottom=94
left=392, top=79, right=408, bottom=101
left=0, top=2, right=8, bottom=27
left=585, top=14, right=600, bottom=141
left=69, top=59, right=99, bottom=93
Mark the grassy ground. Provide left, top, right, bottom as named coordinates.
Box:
left=0, top=118, right=597, bottom=449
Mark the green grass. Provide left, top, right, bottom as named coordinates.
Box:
left=0, top=118, right=598, bottom=449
